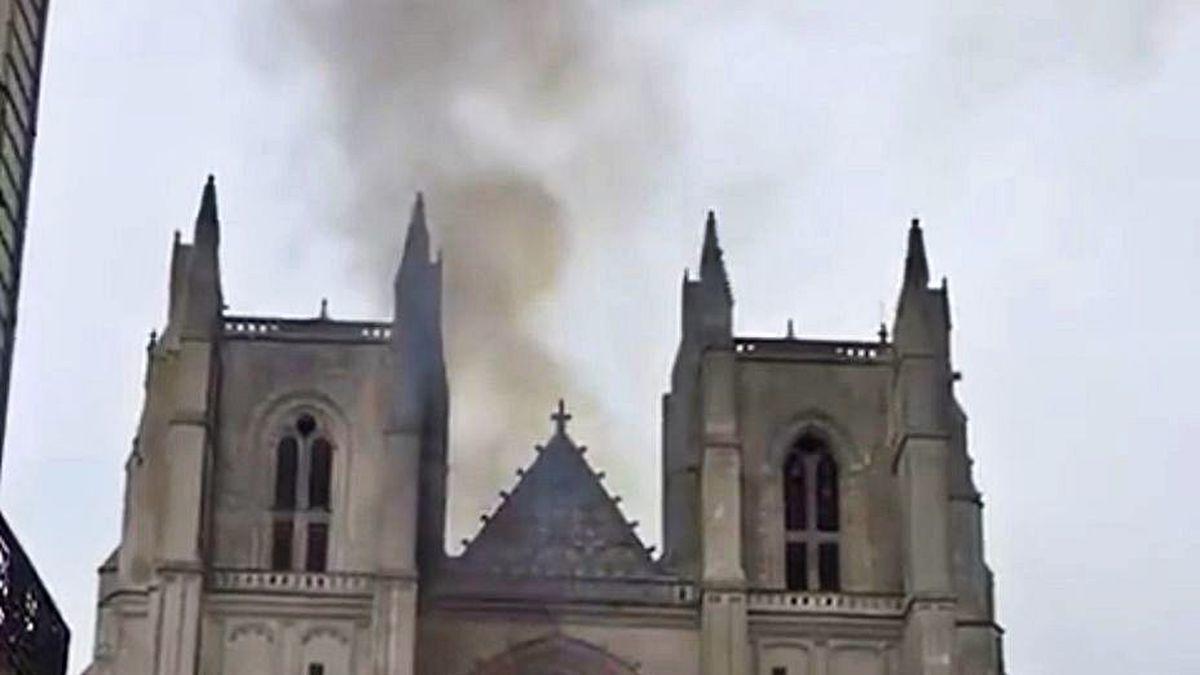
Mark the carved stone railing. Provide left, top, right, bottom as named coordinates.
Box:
left=747, top=590, right=905, bottom=617
left=222, top=316, right=392, bottom=344
left=0, top=512, right=69, bottom=674
left=734, top=338, right=891, bottom=363
left=208, top=569, right=375, bottom=597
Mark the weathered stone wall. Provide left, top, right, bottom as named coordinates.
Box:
left=416, top=608, right=700, bottom=675
left=210, top=337, right=390, bottom=573
left=733, top=352, right=902, bottom=593
left=199, top=609, right=369, bottom=675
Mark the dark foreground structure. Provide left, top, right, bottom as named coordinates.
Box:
left=0, top=0, right=70, bottom=672
left=85, top=178, right=1004, bottom=674
left=0, top=514, right=67, bottom=674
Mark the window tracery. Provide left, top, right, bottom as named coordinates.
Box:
left=271, top=412, right=333, bottom=572
left=783, top=433, right=840, bottom=591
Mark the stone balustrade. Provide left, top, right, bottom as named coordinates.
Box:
left=208, top=569, right=375, bottom=597
left=734, top=338, right=889, bottom=363
left=222, top=316, right=392, bottom=343
left=747, top=590, right=904, bottom=617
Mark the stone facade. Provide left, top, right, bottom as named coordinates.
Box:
left=84, top=179, right=1005, bottom=674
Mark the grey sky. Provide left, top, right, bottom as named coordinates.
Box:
left=3, top=1, right=1198, bottom=672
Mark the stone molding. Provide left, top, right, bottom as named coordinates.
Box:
left=207, top=569, right=375, bottom=598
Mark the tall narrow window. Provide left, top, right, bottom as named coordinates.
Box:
left=785, top=542, right=807, bottom=591
left=309, top=438, right=333, bottom=511
left=306, top=523, right=329, bottom=572
left=271, top=413, right=334, bottom=571
left=783, top=433, right=840, bottom=591
left=271, top=519, right=293, bottom=571
left=816, top=453, right=839, bottom=531
left=784, top=453, right=807, bottom=531
left=274, top=437, right=298, bottom=509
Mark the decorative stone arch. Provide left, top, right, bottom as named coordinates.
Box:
left=227, top=622, right=275, bottom=644
left=300, top=625, right=350, bottom=646
left=224, top=622, right=275, bottom=673
left=467, top=634, right=640, bottom=675
left=245, top=389, right=354, bottom=570
left=759, top=409, right=873, bottom=590
left=300, top=624, right=353, bottom=675
left=759, top=639, right=814, bottom=675
left=765, top=409, right=865, bottom=475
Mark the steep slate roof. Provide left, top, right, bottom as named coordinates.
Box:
left=459, top=402, right=659, bottom=579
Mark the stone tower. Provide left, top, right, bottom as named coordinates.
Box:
left=86, top=182, right=1004, bottom=674
left=661, top=216, right=1004, bottom=675
left=87, top=180, right=439, bottom=674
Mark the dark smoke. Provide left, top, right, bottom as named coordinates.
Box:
left=261, top=0, right=678, bottom=548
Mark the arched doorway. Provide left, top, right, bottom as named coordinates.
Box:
left=468, top=634, right=640, bottom=675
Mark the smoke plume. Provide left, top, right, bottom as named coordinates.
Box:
left=262, top=0, right=679, bottom=548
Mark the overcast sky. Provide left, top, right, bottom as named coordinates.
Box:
left=3, top=1, right=1199, bottom=672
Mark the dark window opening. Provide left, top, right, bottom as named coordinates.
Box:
left=308, top=664, right=325, bottom=675
left=772, top=668, right=787, bottom=675
left=271, top=413, right=335, bottom=572
left=306, top=522, right=329, bottom=572
left=297, top=413, right=317, bottom=437
left=784, top=452, right=806, bottom=531
left=270, top=519, right=293, bottom=571
left=818, top=542, right=840, bottom=591
left=274, top=437, right=298, bottom=509
left=816, top=453, right=839, bottom=532
left=309, top=438, right=333, bottom=510
left=785, top=542, right=807, bottom=591
left=783, top=433, right=840, bottom=591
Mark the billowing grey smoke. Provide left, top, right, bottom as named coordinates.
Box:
left=263, top=0, right=678, bottom=549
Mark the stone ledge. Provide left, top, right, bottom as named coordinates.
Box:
left=206, top=569, right=375, bottom=597
left=747, top=591, right=905, bottom=617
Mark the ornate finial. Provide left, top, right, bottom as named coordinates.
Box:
left=700, top=210, right=731, bottom=299
left=319, top=298, right=329, bottom=320
left=197, top=174, right=218, bottom=225
left=786, top=319, right=795, bottom=339
left=147, top=330, right=158, bottom=350
left=904, top=216, right=930, bottom=288
left=878, top=322, right=889, bottom=344
left=551, top=399, right=572, bottom=437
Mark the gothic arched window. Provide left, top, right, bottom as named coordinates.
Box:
left=783, top=433, right=840, bottom=591
left=271, top=413, right=334, bottom=572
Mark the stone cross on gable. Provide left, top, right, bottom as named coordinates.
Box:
left=551, top=399, right=572, bottom=437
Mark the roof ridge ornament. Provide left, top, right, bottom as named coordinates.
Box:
left=551, top=398, right=572, bottom=438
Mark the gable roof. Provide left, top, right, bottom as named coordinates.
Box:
left=459, top=403, right=659, bottom=579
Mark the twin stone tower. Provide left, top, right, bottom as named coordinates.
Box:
left=85, top=177, right=1005, bottom=674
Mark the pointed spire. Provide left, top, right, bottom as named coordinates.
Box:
left=180, top=174, right=223, bottom=336
left=699, top=210, right=731, bottom=300
left=196, top=174, right=218, bottom=226
left=904, top=217, right=930, bottom=289
left=700, top=210, right=721, bottom=274
left=403, top=191, right=430, bottom=263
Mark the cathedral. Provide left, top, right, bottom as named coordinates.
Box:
left=85, top=177, right=1005, bottom=674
